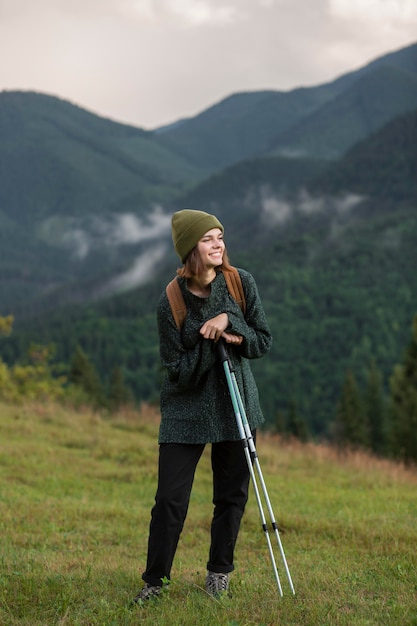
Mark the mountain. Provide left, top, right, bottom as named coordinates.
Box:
left=0, top=90, right=207, bottom=314
left=268, top=64, right=417, bottom=159
left=0, top=91, right=203, bottom=221
left=309, top=107, right=417, bottom=200
left=3, top=108, right=417, bottom=437
left=156, top=42, right=417, bottom=167
left=1, top=43, right=416, bottom=316
left=175, top=155, right=328, bottom=250
left=1, top=43, right=417, bottom=436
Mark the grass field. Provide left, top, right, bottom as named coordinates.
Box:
left=0, top=400, right=416, bottom=625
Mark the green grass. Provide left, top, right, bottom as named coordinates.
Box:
left=0, top=401, right=416, bottom=625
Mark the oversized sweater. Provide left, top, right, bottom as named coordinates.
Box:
left=156, top=268, right=272, bottom=444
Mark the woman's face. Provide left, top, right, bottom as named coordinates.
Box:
left=197, top=228, right=225, bottom=269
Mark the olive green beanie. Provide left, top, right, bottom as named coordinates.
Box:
left=171, top=209, right=224, bottom=262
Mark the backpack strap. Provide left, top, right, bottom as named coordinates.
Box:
left=166, top=278, right=187, bottom=330
left=222, top=267, right=246, bottom=316
left=165, top=267, right=246, bottom=330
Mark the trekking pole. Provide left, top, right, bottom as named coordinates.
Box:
left=218, top=340, right=295, bottom=596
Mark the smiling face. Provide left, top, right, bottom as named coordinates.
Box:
left=197, top=227, right=225, bottom=270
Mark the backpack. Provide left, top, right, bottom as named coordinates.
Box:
left=166, top=267, right=246, bottom=330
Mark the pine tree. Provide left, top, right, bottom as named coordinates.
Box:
left=287, top=398, right=309, bottom=442
left=108, top=366, right=132, bottom=411
left=333, top=369, right=367, bottom=449
left=388, top=315, right=417, bottom=464
left=363, top=359, right=386, bottom=455
left=275, top=409, right=286, bottom=435
left=69, top=346, right=104, bottom=407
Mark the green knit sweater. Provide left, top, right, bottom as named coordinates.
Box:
left=156, top=268, right=272, bottom=444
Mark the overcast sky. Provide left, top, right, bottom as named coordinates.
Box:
left=1, top=0, right=416, bottom=130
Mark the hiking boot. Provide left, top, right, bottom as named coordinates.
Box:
left=205, top=571, right=230, bottom=598
left=132, top=583, right=163, bottom=603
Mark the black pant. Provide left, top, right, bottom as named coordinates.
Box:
left=142, top=437, right=252, bottom=587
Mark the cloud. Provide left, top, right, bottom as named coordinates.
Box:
left=0, top=0, right=241, bottom=25
left=50, top=207, right=172, bottom=259
left=96, top=242, right=169, bottom=297
left=259, top=187, right=364, bottom=227
left=104, top=209, right=171, bottom=246
left=329, top=0, right=417, bottom=21
left=52, top=206, right=172, bottom=297
left=261, top=194, right=292, bottom=226
left=63, top=228, right=90, bottom=259
left=128, top=0, right=240, bottom=26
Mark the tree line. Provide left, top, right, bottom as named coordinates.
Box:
left=1, top=313, right=416, bottom=465
left=273, top=315, right=417, bottom=466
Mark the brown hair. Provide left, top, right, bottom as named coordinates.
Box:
left=176, top=246, right=232, bottom=278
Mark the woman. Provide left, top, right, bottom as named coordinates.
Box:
left=134, top=208, right=272, bottom=602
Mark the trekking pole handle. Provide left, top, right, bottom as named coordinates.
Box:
left=217, top=339, right=229, bottom=364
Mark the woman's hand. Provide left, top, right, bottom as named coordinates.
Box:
left=221, top=332, right=243, bottom=345
left=200, top=313, right=229, bottom=342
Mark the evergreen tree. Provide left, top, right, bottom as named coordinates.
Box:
left=69, top=346, right=104, bottom=407
left=333, top=369, right=367, bottom=449
left=363, top=359, right=386, bottom=455
left=388, top=316, right=417, bottom=464
left=287, top=398, right=309, bottom=442
left=108, top=366, right=132, bottom=411
left=275, top=409, right=286, bottom=435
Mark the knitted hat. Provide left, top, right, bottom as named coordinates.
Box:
left=171, top=209, right=224, bottom=262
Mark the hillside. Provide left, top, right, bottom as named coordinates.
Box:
left=1, top=43, right=416, bottom=316
left=0, top=91, right=206, bottom=314
left=269, top=64, right=417, bottom=159
left=177, top=156, right=329, bottom=251
left=0, top=91, right=202, bottom=221
left=154, top=87, right=334, bottom=169
left=156, top=42, right=417, bottom=167
left=1, top=400, right=416, bottom=625
left=309, top=107, right=417, bottom=200
left=1, top=42, right=417, bottom=437
left=4, top=108, right=417, bottom=436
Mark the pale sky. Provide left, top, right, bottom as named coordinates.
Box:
left=1, top=0, right=416, bottom=130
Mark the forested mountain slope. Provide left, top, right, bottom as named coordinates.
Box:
left=268, top=64, right=417, bottom=159
left=156, top=42, right=417, bottom=167
left=1, top=43, right=416, bottom=316
left=4, top=109, right=417, bottom=435
left=0, top=91, right=203, bottom=313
